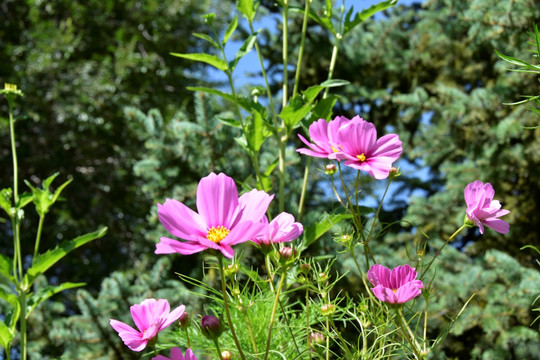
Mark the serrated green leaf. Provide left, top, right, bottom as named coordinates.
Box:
left=0, top=188, right=12, bottom=216
left=344, top=0, right=398, bottom=35
left=217, top=117, right=242, bottom=129
left=187, top=86, right=236, bottom=103
left=0, top=288, right=20, bottom=331
left=187, top=86, right=267, bottom=116
left=192, top=33, right=220, bottom=49
left=24, top=175, right=72, bottom=216
left=0, top=320, right=13, bottom=350
left=229, top=34, right=257, bottom=72
left=24, top=227, right=107, bottom=287
left=236, top=0, right=258, bottom=22
left=17, top=192, right=33, bottom=210
left=245, top=110, right=271, bottom=152
left=0, top=254, right=15, bottom=286
left=301, top=213, right=353, bottom=250
left=27, top=282, right=85, bottom=317
left=311, top=95, right=338, bottom=121
left=170, top=52, right=228, bottom=72
left=223, top=16, right=238, bottom=45
left=280, top=85, right=325, bottom=130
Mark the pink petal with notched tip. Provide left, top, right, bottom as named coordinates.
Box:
left=197, top=172, right=240, bottom=228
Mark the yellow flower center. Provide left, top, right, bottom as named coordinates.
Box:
left=207, top=226, right=230, bottom=243
left=356, top=153, right=366, bottom=162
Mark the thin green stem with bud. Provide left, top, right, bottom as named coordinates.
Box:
left=420, top=223, right=468, bottom=281
left=218, top=256, right=246, bottom=360
left=263, top=269, right=287, bottom=360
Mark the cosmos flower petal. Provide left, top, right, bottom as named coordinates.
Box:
left=184, top=349, right=198, bottom=360
left=238, top=189, right=274, bottom=223
left=155, top=237, right=211, bottom=255
left=395, top=281, right=424, bottom=303
left=197, top=173, right=239, bottom=228
left=160, top=304, right=186, bottom=330
left=482, top=218, right=510, bottom=234
left=368, top=264, right=423, bottom=304
left=372, top=134, right=403, bottom=160
left=464, top=180, right=510, bottom=234
left=158, top=200, right=206, bottom=241
left=109, top=320, right=146, bottom=352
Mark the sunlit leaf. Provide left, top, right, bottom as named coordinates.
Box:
left=24, top=227, right=107, bottom=287
left=27, top=282, right=86, bottom=317
left=171, top=52, right=228, bottom=72
left=223, top=15, right=238, bottom=45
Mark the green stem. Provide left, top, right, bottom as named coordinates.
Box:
left=244, top=309, right=259, bottom=357
left=212, top=338, right=223, bottom=359
left=263, top=270, right=287, bottom=360
left=396, top=308, right=422, bottom=358
left=33, top=215, right=45, bottom=261
left=282, top=0, right=289, bottom=109
left=366, top=176, right=394, bottom=245
left=248, top=19, right=286, bottom=204
left=306, top=288, right=312, bottom=360
left=8, top=101, right=22, bottom=280
left=20, top=291, right=27, bottom=360
left=292, top=0, right=311, bottom=98
left=212, top=24, right=264, bottom=191
left=218, top=256, right=246, bottom=360
left=297, top=158, right=311, bottom=221
left=325, top=316, right=330, bottom=360
left=420, top=224, right=467, bottom=281
left=329, top=318, right=354, bottom=359
left=184, top=327, right=191, bottom=348
left=322, top=38, right=342, bottom=99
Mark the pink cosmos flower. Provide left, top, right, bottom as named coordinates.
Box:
left=152, top=348, right=198, bottom=360
left=296, top=116, right=351, bottom=159
left=252, top=212, right=303, bottom=246
left=368, top=264, right=424, bottom=304
left=155, top=172, right=273, bottom=258
left=334, top=117, right=402, bottom=179
left=464, top=180, right=510, bottom=234
left=110, top=299, right=185, bottom=352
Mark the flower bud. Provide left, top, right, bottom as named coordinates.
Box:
left=320, top=304, right=335, bottom=316
left=221, top=350, right=233, bottom=360
left=389, top=167, right=401, bottom=179
left=309, top=332, right=325, bottom=346
left=200, top=315, right=223, bottom=340
left=299, top=263, right=311, bottom=274
left=179, top=312, right=191, bottom=329
left=325, top=164, right=337, bottom=175
left=277, top=247, right=296, bottom=266
left=224, top=263, right=239, bottom=277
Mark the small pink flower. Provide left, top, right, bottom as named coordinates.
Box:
left=296, top=116, right=351, bottom=159
left=152, top=348, right=197, bottom=360
left=368, top=264, right=423, bottom=304
left=252, top=212, right=303, bottom=246
left=464, top=180, right=510, bottom=234
left=334, top=117, right=402, bottom=179
left=155, top=172, right=273, bottom=258
left=110, top=299, right=185, bottom=352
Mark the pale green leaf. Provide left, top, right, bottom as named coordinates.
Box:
left=171, top=52, right=228, bottom=72
left=25, top=227, right=107, bottom=287
left=223, top=16, right=238, bottom=45
left=27, top=282, right=86, bottom=317
left=301, top=213, right=353, bottom=250
left=0, top=320, right=13, bottom=350
left=192, top=33, right=219, bottom=49
left=344, top=0, right=398, bottom=35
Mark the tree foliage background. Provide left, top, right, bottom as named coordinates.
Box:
left=1, top=0, right=540, bottom=358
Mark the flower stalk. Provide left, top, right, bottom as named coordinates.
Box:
left=218, top=256, right=246, bottom=360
